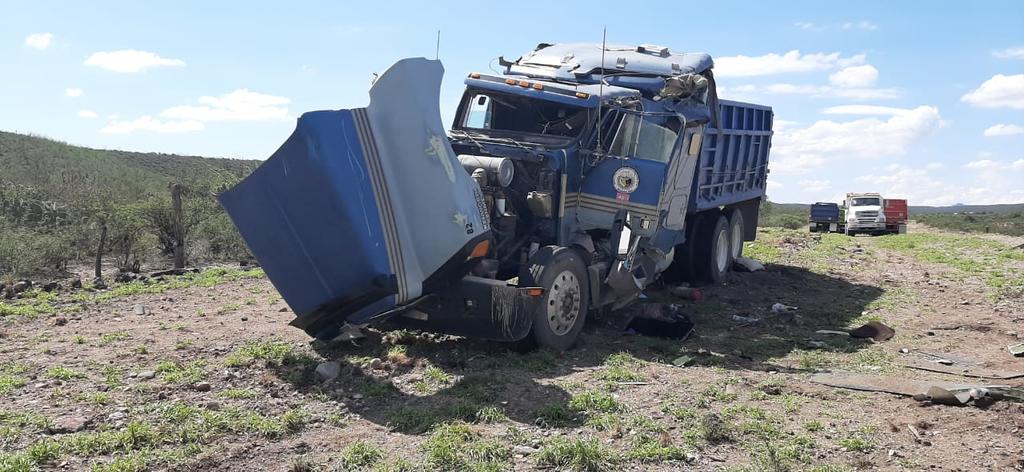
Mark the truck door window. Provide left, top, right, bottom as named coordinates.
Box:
left=464, top=95, right=492, bottom=129
left=608, top=114, right=678, bottom=163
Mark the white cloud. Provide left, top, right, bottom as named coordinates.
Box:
left=799, top=179, right=832, bottom=192
left=106, top=89, right=290, bottom=135
left=822, top=105, right=916, bottom=115
left=100, top=116, right=203, bottom=134
left=767, top=180, right=784, bottom=190
left=160, top=89, right=290, bottom=122
left=993, top=46, right=1024, bottom=60
left=964, top=159, right=1000, bottom=170
left=84, top=50, right=185, bottom=73
left=771, top=106, right=943, bottom=175
left=794, top=22, right=824, bottom=32
left=24, top=33, right=53, bottom=50
left=983, top=123, right=1024, bottom=136
left=78, top=110, right=98, bottom=119
left=961, top=74, right=1024, bottom=109
left=925, top=162, right=944, bottom=170
left=1013, top=159, right=1024, bottom=170
left=738, top=83, right=901, bottom=100
left=842, top=21, right=879, bottom=31
left=65, top=87, right=84, bottom=98
left=829, top=65, right=878, bottom=88
left=714, top=50, right=865, bottom=78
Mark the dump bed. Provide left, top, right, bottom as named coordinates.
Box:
left=810, top=202, right=841, bottom=222
left=691, top=100, right=773, bottom=212
left=884, top=199, right=908, bottom=224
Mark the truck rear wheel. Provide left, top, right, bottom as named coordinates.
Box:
left=727, top=210, right=745, bottom=260
left=520, top=246, right=589, bottom=351
left=694, top=215, right=731, bottom=285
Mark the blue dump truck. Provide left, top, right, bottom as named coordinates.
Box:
left=219, top=43, right=773, bottom=350
left=809, top=202, right=842, bottom=233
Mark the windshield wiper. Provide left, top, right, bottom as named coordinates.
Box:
left=449, top=129, right=535, bottom=152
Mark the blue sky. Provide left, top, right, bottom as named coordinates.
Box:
left=2, top=0, right=1023, bottom=205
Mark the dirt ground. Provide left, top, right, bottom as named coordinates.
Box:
left=1, top=224, right=1023, bottom=471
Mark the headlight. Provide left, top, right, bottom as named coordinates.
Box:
left=876, top=215, right=886, bottom=222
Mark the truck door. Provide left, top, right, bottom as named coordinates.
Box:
left=660, top=126, right=703, bottom=231
left=576, top=111, right=682, bottom=236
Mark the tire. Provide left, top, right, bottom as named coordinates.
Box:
left=694, top=214, right=731, bottom=285
left=521, top=246, right=589, bottom=351
left=727, top=210, right=745, bottom=260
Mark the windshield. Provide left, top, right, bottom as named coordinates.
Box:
left=608, top=113, right=678, bottom=163
left=457, top=89, right=590, bottom=138
left=851, top=197, right=881, bottom=206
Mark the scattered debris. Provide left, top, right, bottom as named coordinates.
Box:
left=849, top=321, right=895, bottom=342
left=907, top=424, right=931, bottom=446
left=810, top=373, right=1022, bottom=407
left=47, top=416, right=89, bottom=434
left=816, top=330, right=851, bottom=337
left=770, top=303, right=797, bottom=313
left=1009, top=343, right=1024, bottom=357
left=315, top=361, right=341, bottom=381
left=670, top=285, right=703, bottom=301
left=624, top=303, right=695, bottom=339
left=41, top=281, right=59, bottom=292
left=733, top=257, right=765, bottom=272
left=193, top=381, right=212, bottom=392
left=671, top=355, right=694, bottom=367
left=731, top=314, right=762, bottom=326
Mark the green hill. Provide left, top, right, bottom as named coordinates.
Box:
left=0, top=131, right=261, bottom=279
left=0, top=131, right=258, bottom=203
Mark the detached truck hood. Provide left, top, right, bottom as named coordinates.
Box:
left=218, top=58, right=490, bottom=340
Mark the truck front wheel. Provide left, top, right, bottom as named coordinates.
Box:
left=521, top=246, right=589, bottom=351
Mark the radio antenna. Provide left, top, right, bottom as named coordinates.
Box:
left=435, top=30, right=441, bottom=60
left=596, top=26, right=607, bottom=156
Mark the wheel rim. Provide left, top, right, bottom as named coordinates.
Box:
left=730, top=221, right=742, bottom=259
left=715, top=229, right=730, bottom=273
left=546, top=270, right=581, bottom=336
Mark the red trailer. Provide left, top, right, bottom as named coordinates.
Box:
left=883, top=199, right=908, bottom=234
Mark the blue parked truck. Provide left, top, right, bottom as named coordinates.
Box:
left=220, top=43, right=774, bottom=350
left=809, top=202, right=842, bottom=233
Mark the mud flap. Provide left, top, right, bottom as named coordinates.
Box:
left=386, top=276, right=539, bottom=342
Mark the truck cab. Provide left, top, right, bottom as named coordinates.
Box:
left=844, top=192, right=885, bottom=235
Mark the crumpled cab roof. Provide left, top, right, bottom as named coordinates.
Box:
left=506, top=43, right=714, bottom=82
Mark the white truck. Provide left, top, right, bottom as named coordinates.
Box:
left=843, top=192, right=887, bottom=236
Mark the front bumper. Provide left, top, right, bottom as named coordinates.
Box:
left=847, top=222, right=885, bottom=231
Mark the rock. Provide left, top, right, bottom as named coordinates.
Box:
left=47, top=415, right=89, bottom=434
left=70, top=278, right=83, bottom=289
left=137, top=370, right=156, bottom=380
left=367, top=358, right=384, bottom=370
left=513, top=445, right=538, bottom=455
left=53, top=316, right=68, bottom=326
left=240, top=316, right=248, bottom=321
left=92, top=277, right=107, bottom=290
left=42, top=281, right=59, bottom=292
left=204, top=401, right=222, bottom=411
left=11, top=280, right=31, bottom=294
left=278, top=307, right=289, bottom=312
left=193, top=381, right=212, bottom=392
left=108, top=412, right=127, bottom=421
left=315, top=361, right=342, bottom=381
left=133, top=304, right=146, bottom=316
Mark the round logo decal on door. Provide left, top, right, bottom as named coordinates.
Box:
left=612, top=167, right=640, bottom=194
